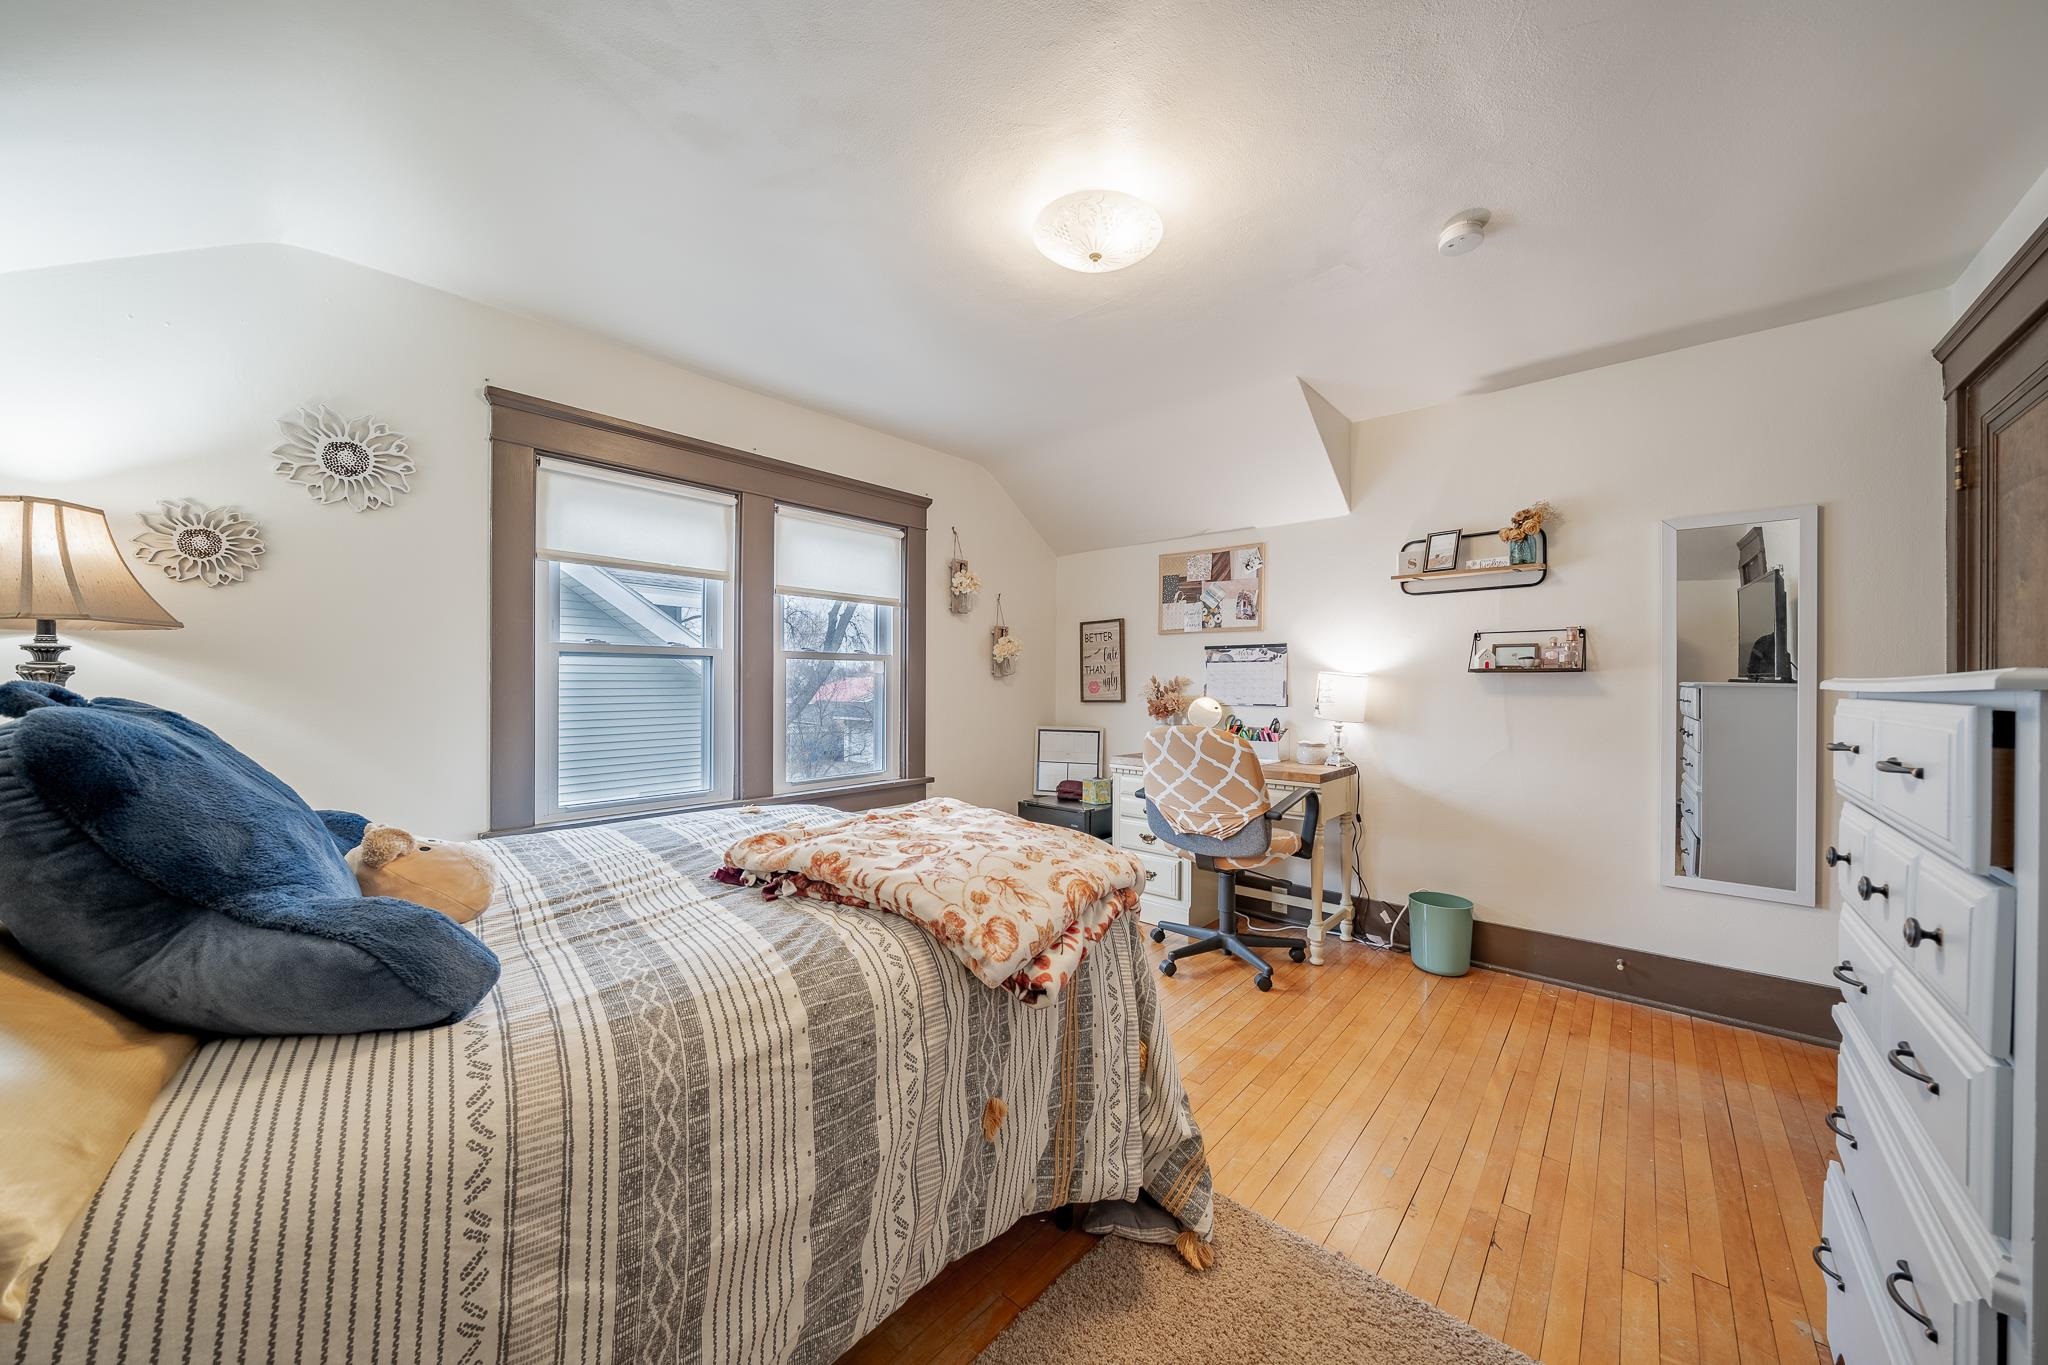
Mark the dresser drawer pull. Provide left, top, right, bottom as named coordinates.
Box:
left=1812, top=1239, right=1844, bottom=1291
left=1826, top=741, right=1861, bottom=754
left=1856, top=876, right=1889, bottom=902
left=1823, top=1105, right=1857, bottom=1149
left=1144, top=870, right=1157, bottom=882
left=1887, top=1042, right=1939, bottom=1094
left=1875, top=757, right=1926, bottom=779
left=1883, top=1260, right=1938, bottom=1342
left=1824, top=845, right=1851, bottom=868
left=1831, top=961, right=1867, bottom=994
left=1900, top=917, right=1943, bottom=950
left=1139, top=832, right=1157, bottom=844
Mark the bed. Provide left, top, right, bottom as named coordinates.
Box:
left=2, top=803, right=1213, bottom=1365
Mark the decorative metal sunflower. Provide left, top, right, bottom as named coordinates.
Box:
left=272, top=404, right=415, bottom=510
left=133, top=499, right=267, bottom=586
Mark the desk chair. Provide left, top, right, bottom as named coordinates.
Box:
left=1139, top=725, right=1319, bottom=992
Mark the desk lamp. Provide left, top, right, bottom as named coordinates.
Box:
left=1, top=497, right=182, bottom=685
left=1313, top=671, right=1368, bottom=766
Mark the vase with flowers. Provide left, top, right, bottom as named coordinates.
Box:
left=1501, top=500, right=1553, bottom=565
left=1143, top=674, right=1194, bottom=726
left=947, top=530, right=981, bottom=613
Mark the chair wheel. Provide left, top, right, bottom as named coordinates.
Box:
left=1289, top=946, right=1307, bottom=963
left=1149, top=927, right=1166, bottom=944
left=1160, top=960, right=1177, bottom=977
left=1255, top=974, right=1273, bottom=992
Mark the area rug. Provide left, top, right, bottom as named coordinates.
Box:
left=977, top=1195, right=1533, bottom=1364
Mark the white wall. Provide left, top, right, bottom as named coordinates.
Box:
left=1949, top=163, right=2048, bottom=321
left=0, top=244, right=1055, bottom=836
left=1055, top=290, right=1949, bottom=985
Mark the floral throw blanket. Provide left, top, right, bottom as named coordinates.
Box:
left=719, top=797, right=1144, bottom=1004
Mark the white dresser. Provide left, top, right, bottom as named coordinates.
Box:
left=1107, top=753, right=1359, bottom=963
left=1678, top=680, right=1797, bottom=885
left=1819, top=670, right=2042, bottom=1365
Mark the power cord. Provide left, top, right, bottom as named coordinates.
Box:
left=1343, top=765, right=1408, bottom=953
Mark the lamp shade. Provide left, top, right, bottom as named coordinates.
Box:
left=1313, top=671, right=1368, bottom=725
left=0, top=497, right=182, bottom=629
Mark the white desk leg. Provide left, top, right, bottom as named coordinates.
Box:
left=1336, top=813, right=1356, bottom=942
left=1306, top=820, right=1329, bottom=965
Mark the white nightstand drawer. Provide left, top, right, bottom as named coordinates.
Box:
left=1834, top=699, right=1993, bottom=873
left=1112, top=769, right=1144, bottom=803
left=1876, top=972, right=2012, bottom=1234
left=1114, top=813, right=1168, bottom=856
left=1821, top=1163, right=1912, bottom=1365
left=1130, top=846, right=1183, bottom=901
left=1836, top=911, right=1892, bottom=1048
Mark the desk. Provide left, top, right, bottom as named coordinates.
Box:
left=1108, top=754, right=1359, bottom=965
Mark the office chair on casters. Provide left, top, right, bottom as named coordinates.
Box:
left=1139, top=725, right=1320, bottom=992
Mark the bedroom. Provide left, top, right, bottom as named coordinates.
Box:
left=2, top=2, right=2046, bottom=1362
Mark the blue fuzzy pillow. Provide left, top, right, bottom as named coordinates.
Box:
left=0, top=682, right=499, bottom=1035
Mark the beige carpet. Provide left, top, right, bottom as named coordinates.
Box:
left=978, top=1196, right=1534, bottom=1365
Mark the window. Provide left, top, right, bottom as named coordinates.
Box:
left=774, top=508, right=904, bottom=788
left=534, top=458, right=734, bottom=819
left=489, top=388, right=931, bottom=833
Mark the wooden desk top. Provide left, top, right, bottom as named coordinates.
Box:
left=1111, top=753, right=1358, bottom=785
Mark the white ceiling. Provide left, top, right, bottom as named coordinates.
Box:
left=7, top=0, right=2048, bottom=552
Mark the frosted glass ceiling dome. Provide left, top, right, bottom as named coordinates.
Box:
left=1032, top=190, right=1164, bottom=273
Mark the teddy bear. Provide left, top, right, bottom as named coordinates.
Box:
left=346, top=824, right=497, bottom=924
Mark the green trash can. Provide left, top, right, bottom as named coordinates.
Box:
left=1408, top=891, right=1475, bottom=977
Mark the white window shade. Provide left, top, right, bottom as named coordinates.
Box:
left=538, top=458, right=734, bottom=578
left=774, top=507, right=904, bottom=603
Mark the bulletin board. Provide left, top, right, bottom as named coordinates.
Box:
left=1156, top=542, right=1265, bottom=634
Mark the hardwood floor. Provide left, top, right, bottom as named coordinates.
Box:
left=845, top=936, right=1839, bottom=1364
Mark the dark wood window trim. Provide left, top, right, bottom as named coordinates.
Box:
left=486, top=387, right=932, bottom=835
left=1933, top=214, right=2048, bottom=670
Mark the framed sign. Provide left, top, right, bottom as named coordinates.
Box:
left=1079, top=617, right=1125, bottom=702
left=1156, top=542, right=1265, bottom=634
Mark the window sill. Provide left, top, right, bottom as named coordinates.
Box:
left=483, top=775, right=936, bottom=839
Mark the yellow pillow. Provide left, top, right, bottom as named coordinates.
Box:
left=0, top=934, right=196, bottom=1322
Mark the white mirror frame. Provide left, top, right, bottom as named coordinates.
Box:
left=1658, top=504, right=1819, bottom=907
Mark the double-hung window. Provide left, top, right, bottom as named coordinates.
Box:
left=534, top=458, right=735, bottom=819
left=490, top=388, right=930, bottom=833
left=774, top=507, right=904, bottom=789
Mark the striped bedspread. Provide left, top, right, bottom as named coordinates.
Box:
left=3, top=804, right=1212, bottom=1365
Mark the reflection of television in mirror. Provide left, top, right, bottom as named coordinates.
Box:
left=1736, top=569, right=1790, bottom=681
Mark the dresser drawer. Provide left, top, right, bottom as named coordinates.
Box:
left=1112, top=768, right=1144, bottom=804
left=1835, top=911, right=1893, bottom=1048
left=1845, top=821, right=1917, bottom=943
left=1890, top=854, right=2013, bottom=1059
left=1834, top=700, right=1994, bottom=873
left=1832, top=802, right=1880, bottom=912
left=1678, top=684, right=1700, bottom=720
left=1680, top=776, right=1703, bottom=839
left=1832, top=702, right=1881, bottom=806
left=1837, top=1020, right=2007, bottom=1301
left=1820, top=1163, right=1913, bottom=1365
left=1831, top=1061, right=1997, bottom=1365
left=1875, top=972, right=2012, bottom=1234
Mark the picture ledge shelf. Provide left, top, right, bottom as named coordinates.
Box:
left=1390, top=562, right=1547, bottom=582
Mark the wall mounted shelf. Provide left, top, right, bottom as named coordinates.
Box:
left=1395, top=528, right=1547, bottom=595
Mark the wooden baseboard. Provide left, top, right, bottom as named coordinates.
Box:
left=1247, top=890, right=1839, bottom=1047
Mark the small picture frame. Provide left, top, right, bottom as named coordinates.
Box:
left=1491, top=643, right=1539, bottom=669
left=1424, top=529, right=1463, bottom=572
left=1397, top=543, right=1427, bottom=575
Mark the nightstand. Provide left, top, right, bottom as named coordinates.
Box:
left=1014, top=797, right=1113, bottom=840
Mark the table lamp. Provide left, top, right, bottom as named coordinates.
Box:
left=1, top=496, right=182, bottom=686
left=1313, top=671, right=1368, bottom=765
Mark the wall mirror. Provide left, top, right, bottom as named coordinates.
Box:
left=1659, top=505, right=1818, bottom=906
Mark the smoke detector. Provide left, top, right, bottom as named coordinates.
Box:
left=1437, top=209, right=1491, bottom=257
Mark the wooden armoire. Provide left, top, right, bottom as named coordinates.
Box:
left=1936, top=216, right=2048, bottom=669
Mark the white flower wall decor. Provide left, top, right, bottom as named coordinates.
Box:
left=133, top=499, right=267, bottom=586
left=272, top=404, right=415, bottom=510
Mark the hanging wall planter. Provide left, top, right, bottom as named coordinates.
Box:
left=990, top=595, right=1020, bottom=678
left=948, top=528, right=981, bottom=614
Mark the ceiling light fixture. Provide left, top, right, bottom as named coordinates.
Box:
left=1033, top=190, right=1164, bottom=273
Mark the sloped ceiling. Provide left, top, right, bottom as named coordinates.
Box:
left=6, top=0, right=2048, bottom=551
